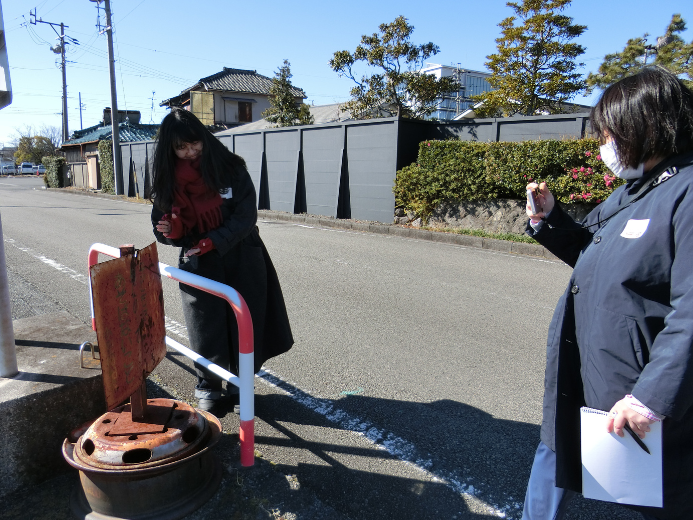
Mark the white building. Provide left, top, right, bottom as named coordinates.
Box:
left=421, top=63, right=492, bottom=121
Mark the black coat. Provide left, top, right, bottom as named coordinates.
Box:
left=151, top=163, right=293, bottom=376
left=527, top=154, right=693, bottom=519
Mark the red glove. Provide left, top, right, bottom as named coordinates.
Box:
left=187, top=238, right=215, bottom=256
left=163, top=206, right=184, bottom=239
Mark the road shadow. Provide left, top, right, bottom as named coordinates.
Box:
left=251, top=384, right=643, bottom=520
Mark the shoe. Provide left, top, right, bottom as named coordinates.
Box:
left=197, top=397, right=219, bottom=413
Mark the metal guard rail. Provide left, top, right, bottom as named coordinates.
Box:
left=87, top=243, right=255, bottom=467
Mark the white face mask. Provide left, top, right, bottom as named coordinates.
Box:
left=599, top=141, right=644, bottom=179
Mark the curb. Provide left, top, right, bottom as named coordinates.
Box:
left=47, top=187, right=559, bottom=262
left=255, top=210, right=559, bottom=261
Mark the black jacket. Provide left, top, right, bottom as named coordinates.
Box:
left=527, top=154, right=693, bottom=519
left=151, top=163, right=293, bottom=374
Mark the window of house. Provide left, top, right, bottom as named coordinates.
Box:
left=238, top=102, right=252, bottom=122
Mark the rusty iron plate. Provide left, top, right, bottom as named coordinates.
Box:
left=90, top=242, right=166, bottom=410
left=107, top=401, right=174, bottom=436
left=70, top=399, right=219, bottom=468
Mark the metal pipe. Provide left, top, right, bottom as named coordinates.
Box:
left=0, top=212, right=17, bottom=377
left=87, top=243, right=255, bottom=466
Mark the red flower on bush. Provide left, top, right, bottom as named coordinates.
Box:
left=572, top=168, right=578, bottom=173
left=596, top=155, right=601, bottom=160
left=580, top=166, right=585, bottom=172
left=582, top=193, right=591, bottom=200
left=572, top=173, right=578, bottom=180
left=585, top=151, right=592, bottom=157
left=587, top=183, right=592, bottom=187
left=570, top=194, right=575, bottom=200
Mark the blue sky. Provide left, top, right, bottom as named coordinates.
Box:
left=1, top=0, right=692, bottom=147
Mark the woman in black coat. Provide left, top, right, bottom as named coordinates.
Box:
left=522, top=67, right=693, bottom=520
left=150, top=108, right=293, bottom=413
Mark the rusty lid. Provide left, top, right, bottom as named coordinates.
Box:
left=73, top=399, right=221, bottom=470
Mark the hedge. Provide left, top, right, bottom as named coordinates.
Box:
left=394, top=138, right=625, bottom=220
left=42, top=156, right=66, bottom=188
left=98, top=140, right=115, bottom=194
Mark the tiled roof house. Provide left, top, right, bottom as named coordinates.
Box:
left=160, top=67, right=307, bottom=130
left=61, top=109, right=159, bottom=190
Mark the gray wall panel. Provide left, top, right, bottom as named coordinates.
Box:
left=498, top=118, right=583, bottom=142
left=120, top=145, right=132, bottom=197
left=233, top=133, right=263, bottom=201
left=302, top=126, right=343, bottom=218
left=130, top=143, right=147, bottom=197
left=346, top=122, right=397, bottom=223
left=146, top=143, right=156, bottom=195
left=265, top=130, right=299, bottom=213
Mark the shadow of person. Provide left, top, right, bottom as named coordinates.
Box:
left=252, top=388, right=644, bottom=520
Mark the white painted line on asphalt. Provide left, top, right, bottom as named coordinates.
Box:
left=256, top=367, right=516, bottom=519
left=5, top=236, right=520, bottom=518
left=4, top=238, right=89, bottom=284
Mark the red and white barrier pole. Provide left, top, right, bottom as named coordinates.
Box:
left=87, top=243, right=255, bottom=466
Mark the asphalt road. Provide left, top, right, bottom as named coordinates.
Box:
left=0, top=176, right=643, bottom=520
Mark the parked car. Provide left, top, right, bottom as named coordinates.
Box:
left=35, top=164, right=46, bottom=175
left=2, top=165, right=17, bottom=175
left=19, top=162, right=34, bottom=174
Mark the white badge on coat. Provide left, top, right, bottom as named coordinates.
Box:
left=220, top=187, right=233, bottom=199
left=620, top=219, right=650, bottom=239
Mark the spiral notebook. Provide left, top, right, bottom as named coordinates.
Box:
left=580, top=406, right=663, bottom=507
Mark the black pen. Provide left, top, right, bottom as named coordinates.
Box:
left=623, top=423, right=651, bottom=455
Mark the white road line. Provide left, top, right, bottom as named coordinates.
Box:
left=5, top=238, right=89, bottom=284
left=5, top=235, right=519, bottom=518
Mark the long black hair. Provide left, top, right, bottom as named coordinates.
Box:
left=149, top=108, right=246, bottom=212
left=590, top=66, right=693, bottom=168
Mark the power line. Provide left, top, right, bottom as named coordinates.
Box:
left=28, top=8, right=72, bottom=143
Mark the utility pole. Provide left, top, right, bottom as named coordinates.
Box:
left=30, top=9, right=70, bottom=143
left=78, top=92, right=84, bottom=130
left=0, top=0, right=17, bottom=378
left=454, top=63, right=462, bottom=118
left=90, top=0, right=122, bottom=194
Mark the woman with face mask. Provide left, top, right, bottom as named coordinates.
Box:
left=521, top=66, right=693, bottom=520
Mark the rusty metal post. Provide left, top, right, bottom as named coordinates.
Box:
left=0, top=212, right=17, bottom=378
left=119, top=244, right=135, bottom=257
left=130, top=381, right=148, bottom=421
left=118, top=244, right=147, bottom=421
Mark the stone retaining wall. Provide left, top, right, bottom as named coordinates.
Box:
left=425, top=199, right=598, bottom=234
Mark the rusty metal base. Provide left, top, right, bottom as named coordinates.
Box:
left=63, top=401, right=223, bottom=520
left=68, top=453, right=222, bottom=520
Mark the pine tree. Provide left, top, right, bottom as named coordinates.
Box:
left=586, top=14, right=693, bottom=92
left=262, top=60, right=314, bottom=127
left=473, top=0, right=587, bottom=117
left=329, top=16, right=458, bottom=120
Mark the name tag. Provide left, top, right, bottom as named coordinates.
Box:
left=220, top=187, right=233, bottom=199
left=621, top=219, right=650, bottom=239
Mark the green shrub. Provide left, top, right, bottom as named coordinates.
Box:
left=98, top=140, right=115, bottom=194
left=42, top=156, right=66, bottom=188
left=395, top=138, right=625, bottom=220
